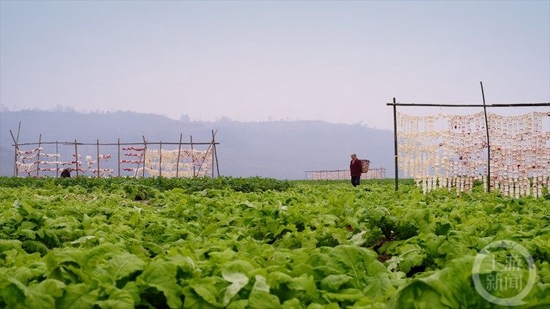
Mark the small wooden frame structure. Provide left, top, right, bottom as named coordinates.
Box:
left=10, top=130, right=220, bottom=178
left=305, top=167, right=386, bottom=180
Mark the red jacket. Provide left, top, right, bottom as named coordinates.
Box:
left=350, top=159, right=363, bottom=177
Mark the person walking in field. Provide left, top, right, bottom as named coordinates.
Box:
left=350, top=153, right=363, bottom=187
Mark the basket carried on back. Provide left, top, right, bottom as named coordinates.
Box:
left=361, top=159, right=370, bottom=173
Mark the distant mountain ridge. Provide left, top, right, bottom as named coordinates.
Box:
left=0, top=110, right=394, bottom=179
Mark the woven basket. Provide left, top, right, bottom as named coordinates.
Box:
left=361, top=159, right=370, bottom=173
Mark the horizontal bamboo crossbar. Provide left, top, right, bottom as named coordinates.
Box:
left=386, top=102, right=550, bottom=107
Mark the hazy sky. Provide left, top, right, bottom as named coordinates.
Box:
left=1, top=0, right=549, bottom=130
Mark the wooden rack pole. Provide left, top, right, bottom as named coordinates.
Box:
left=9, top=130, right=18, bottom=176
left=142, top=136, right=147, bottom=178
left=211, top=131, right=214, bottom=178
left=56, top=141, right=59, bottom=177
left=36, top=134, right=42, bottom=177
left=117, top=138, right=121, bottom=177
left=15, top=122, right=21, bottom=176
left=176, top=134, right=182, bottom=178
left=96, top=139, right=100, bottom=178
left=190, top=135, right=196, bottom=177
left=392, top=97, right=399, bottom=191
left=195, top=136, right=214, bottom=177
left=480, top=82, right=491, bottom=192
left=74, top=140, right=79, bottom=177
left=212, top=130, right=220, bottom=177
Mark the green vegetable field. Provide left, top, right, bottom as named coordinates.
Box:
left=1, top=177, right=549, bottom=308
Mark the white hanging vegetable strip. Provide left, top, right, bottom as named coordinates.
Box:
left=397, top=111, right=550, bottom=197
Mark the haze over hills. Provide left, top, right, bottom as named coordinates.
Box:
left=0, top=109, right=394, bottom=179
